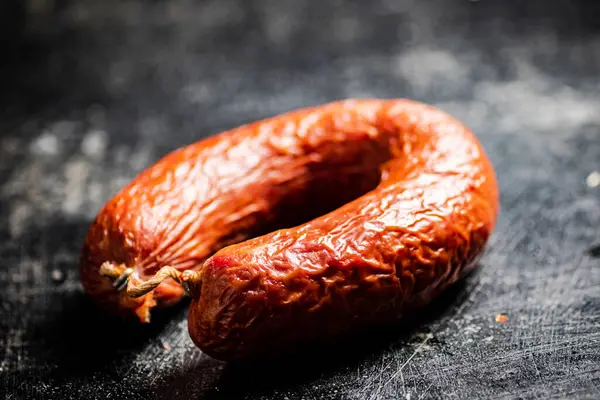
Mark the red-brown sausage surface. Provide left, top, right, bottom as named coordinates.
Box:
left=80, top=99, right=499, bottom=359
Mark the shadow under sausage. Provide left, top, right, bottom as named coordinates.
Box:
left=41, top=290, right=191, bottom=376
left=151, top=269, right=479, bottom=400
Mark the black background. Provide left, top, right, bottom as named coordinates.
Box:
left=1, top=1, right=599, bottom=399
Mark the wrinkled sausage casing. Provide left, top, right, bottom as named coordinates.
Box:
left=80, top=99, right=499, bottom=360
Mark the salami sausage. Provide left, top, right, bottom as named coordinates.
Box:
left=80, top=99, right=499, bottom=360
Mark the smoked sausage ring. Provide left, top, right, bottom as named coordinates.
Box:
left=80, top=99, right=499, bottom=361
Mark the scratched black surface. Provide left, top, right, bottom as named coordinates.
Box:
left=1, top=1, right=599, bottom=399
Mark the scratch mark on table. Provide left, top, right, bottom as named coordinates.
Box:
left=368, top=333, right=433, bottom=400
left=417, top=382, right=434, bottom=400
left=399, top=358, right=406, bottom=400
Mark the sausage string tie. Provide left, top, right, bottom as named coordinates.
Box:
left=99, top=262, right=201, bottom=298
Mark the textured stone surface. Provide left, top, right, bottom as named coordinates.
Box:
left=1, top=0, right=599, bottom=399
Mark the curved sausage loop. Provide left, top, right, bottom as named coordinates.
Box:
left=80, top=99, right=499, bottom=360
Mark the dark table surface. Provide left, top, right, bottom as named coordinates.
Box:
left=1, top=1, right=599, bottom=399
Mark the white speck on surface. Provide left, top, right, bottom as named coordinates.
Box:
left=586, top=171, right=600, bottom=188
left=30, top=132, right=60, bottom=156
left=8, top=203, right=33, bottom=238
left=80, top=129, right=108, bottom=159
left=159, top=340, right=171, bottom=351
left=51, top=269, right=65, bottom=283
left=62, top=159, right=90, bottom=215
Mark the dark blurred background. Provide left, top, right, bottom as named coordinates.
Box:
left=1, top=1, right=599, bottom=399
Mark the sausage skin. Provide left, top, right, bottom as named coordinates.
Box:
left=80, top=99, right=499, bottom=359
